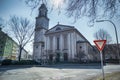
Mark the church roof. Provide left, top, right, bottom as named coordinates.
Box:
left=45, top=24, right=75, bottom=34
left=45, top=23, right=93, bottom=48
left=74, top=29, right=93, bottom=47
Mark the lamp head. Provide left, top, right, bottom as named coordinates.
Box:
left=96, top=20, right=105, bottom=22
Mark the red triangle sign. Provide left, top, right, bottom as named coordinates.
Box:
left=94, top=40, right=106, bottom=51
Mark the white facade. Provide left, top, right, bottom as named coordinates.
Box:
left=44, top=25, right=95, bottom=62
left=33, top=4, right=97, bottom=63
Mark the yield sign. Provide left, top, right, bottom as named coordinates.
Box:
left=94, top=40, right=106, bottom=51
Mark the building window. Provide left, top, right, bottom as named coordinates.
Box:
left=50, top=36, right=53, bottom=50
left=36, top=45, right=39, bottom=48
left=0, top=51, right=2, bottom=54
left=80, top=46, right=82, bottom=49
left=64, top=34, right=68, bottom=49
left=42, top=43, right=44, bottom=47
left=56, top=27, right=61, bottom=31
left=57, top=37, right=60, bottom=50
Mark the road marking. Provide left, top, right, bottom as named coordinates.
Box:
left=63, top=75, right=76, bottom=78
left=87, top=73, right=96, bottom=76
left=106, top=72, right=112, bottom=74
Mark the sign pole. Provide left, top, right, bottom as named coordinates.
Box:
left=94, top=40, right=106, bottom=80
left=100, top=51, right=105, bottom=80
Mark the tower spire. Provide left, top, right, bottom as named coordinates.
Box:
left=36, top=3, right=49, bottom=29
left=38, top=3, right=47, bottom=17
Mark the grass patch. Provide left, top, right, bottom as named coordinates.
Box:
left=89, top=72, right=120, bottom=80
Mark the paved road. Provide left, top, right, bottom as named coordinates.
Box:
left=0, top=64, right=120, bottom=80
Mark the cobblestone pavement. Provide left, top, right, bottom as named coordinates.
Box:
left=0, top=64, right=120, bottom=80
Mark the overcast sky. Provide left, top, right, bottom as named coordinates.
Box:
left=0, top=0, right=120, bottom=54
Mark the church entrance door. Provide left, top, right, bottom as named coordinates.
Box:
left=56, top=53, right=60, bottom=62
left=64, top=53, right=68, bottom=61
left=49, top=54, right=53, bottom=62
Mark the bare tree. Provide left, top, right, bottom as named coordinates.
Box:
left=9, top=16, right=34, bottom=61
left=68, top=0, right=120, bottom=22
left=25, top=0, right=120, bottom=22
left=0, top=18, right=5, bottom=29
left=66, top=0, right=120, bottom=21
left=25, top=0, right=66, bottom=14
left=94, top=29, right=112, bottom=44
left=77, top=50, right=86, bottom=62
left=94, top=29, right=112, bottom=62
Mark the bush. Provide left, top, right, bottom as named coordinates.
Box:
left=1, top=59, right=40, bottom=65
left=12, top=60, right=40, bottom=65
left=105, top=59, right=119, bottom=64
left=1, top=59, right=12, bottom=65
left=0, top=60, right=2, bottom=65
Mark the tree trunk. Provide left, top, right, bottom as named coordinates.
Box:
left=18, top=45, right=23, bottom=61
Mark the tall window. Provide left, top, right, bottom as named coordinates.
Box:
left=57, top=37, right=60, bottom=50
left=64, top=34, right=68, bottom=49
left=50, top=36, right=53, bottom=50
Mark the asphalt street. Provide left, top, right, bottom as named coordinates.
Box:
left=0, top=64, right=120, bottom=80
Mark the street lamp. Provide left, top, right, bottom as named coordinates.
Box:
left=96, top=20, right=120, bottom=64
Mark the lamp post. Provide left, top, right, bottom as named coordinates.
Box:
left=96, top=20, right=120, bottom=64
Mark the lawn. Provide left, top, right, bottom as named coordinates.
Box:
left=89, top=72, right=120, bottom=80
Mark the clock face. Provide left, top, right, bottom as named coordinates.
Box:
left=40, top=9, right=46, bottom=16
left=36, top=17, right=48, bottom=29
left=36, top=20, right=43, bottom=27
left=35, top=31, right=44, bottom=42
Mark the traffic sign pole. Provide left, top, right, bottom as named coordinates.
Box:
left=94, top=40, right=106, bottom=80
left=100, top=51, right=105, bottom=80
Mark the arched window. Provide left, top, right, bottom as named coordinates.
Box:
left=56, top=27, right=61, bottom=31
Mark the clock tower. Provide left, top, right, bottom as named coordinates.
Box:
left=33, top=3, right=49, bottom=62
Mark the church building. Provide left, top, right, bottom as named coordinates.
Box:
left=33, top=4, right=98, bottom=63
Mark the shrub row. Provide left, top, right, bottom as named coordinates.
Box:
left=1, top=59, right=40, bottom=65
left=105, top=59, right=119, bottom=64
